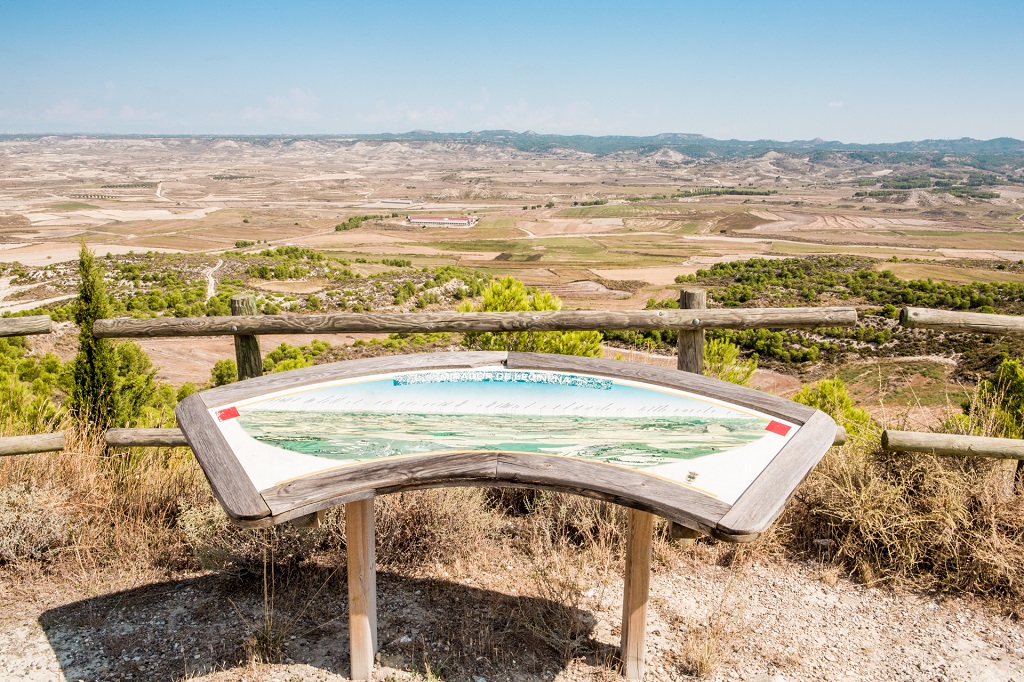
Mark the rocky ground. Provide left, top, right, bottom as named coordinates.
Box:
left=0, top=552, right=1021, bottom=682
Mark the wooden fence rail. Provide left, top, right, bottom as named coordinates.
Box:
left=0, top=315, right=52, bottom=338
left=0, top=432, right=65, bottom=457
left=900, top=307, right=1024, bottom=336
left=882, top=430, right=1024, bottom=460
left=105, top=428, right=189, bottom=447
left=92, top=306, right=858, bottom=338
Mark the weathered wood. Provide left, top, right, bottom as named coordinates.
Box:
left=677, top=288, right=706, bottom=374
left=174, top=393, right=271, bottom=521
left=900, top=307, right=1024, bottom=336
left=717, top=410, right=837, bottom=537
left=0, top=432, right=65, bottom=457
left=495, top=452, right=729, bottom=536
left=231, top=294, right=263, bottom=381
left=93, top=307, right=859, bottom=338
left=261, top=451, right=500, bottom=516
left=105, top=428, right=188, bottom=447
left=621, top=509, right=653, bottom=680
left=0, top=315, right=51, bottom=338
left=289, top=510, right=324, bottom=529
left=882, top=430, right=1024, bottom=460
left=346, top=497, right=377, bottom=681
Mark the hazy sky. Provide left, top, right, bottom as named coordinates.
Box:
left=1, top=0, right=1021, bottom=142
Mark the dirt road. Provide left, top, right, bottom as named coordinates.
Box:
left=204, top=259, right=223, bottom=300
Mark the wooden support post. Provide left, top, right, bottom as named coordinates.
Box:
left=230, top=294, right=262, bottom=381
left=621, top=508, right=654, bottom=681
left=672, top=287, right=706, bottom=544
left=346, top=497, right=377, bottom=681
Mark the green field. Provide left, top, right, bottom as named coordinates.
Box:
left=48, top=201, right=99, bottom=211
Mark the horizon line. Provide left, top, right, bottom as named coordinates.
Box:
left=2, top=130, right=1023, bottom=147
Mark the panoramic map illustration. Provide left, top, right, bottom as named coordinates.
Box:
left=212, top=367, right=798, bottom=503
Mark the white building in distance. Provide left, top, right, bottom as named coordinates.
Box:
left=406, top=215, right=478, bottom=228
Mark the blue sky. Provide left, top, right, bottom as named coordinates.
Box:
left=1, top=0, right=1021, bottom=142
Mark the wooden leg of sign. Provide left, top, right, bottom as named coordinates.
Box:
left=346, top=497, right=377, bottom=681
left=621, top=508, right=654, bottom=680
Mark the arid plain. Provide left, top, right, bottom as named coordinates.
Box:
left=3, top=136, right=1024, bottom=682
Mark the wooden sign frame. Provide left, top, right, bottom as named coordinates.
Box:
left=176, top=351, right=836, bottom=542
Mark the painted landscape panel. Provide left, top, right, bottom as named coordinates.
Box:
left=212, top=367, right=798, bottom=503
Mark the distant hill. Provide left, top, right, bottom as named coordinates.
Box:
left=2, top=130, right=1022, bottom=174
left=358, top=130, right=1024, bottom=161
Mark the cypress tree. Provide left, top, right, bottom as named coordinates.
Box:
left=69, top=243, right=119, bottom=431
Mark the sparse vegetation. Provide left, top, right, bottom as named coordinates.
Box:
left=5, top=134, right=1024, bottom=677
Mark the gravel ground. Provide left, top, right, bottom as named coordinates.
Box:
left=0, top=556, right=1021, bottom=682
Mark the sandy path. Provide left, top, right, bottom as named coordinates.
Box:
left=0, top=294, right=76, bottom=313
left=204, top=259, right=223, bottom=300
left=1, top=558, right=1021, bottom=681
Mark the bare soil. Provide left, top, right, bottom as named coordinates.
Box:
left=2, top=552, right=1021, bottom=682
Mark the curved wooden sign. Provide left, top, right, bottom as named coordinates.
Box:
left=176, top=352, right=836, bottom=541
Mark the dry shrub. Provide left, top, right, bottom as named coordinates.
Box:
left=519, top=548, right=596, bottom=659
left=788, top=417, right=1024, bottom=609
left=375, top=488, right=497, bottom=567
left=0, top=484, right=73, bottom=564
left=510, top=493, right=622, bottom=661
left=0, top=421, right=210, bottom=570
left=177, top=503, right=346, bottom=576
left=522, top=492, right=628, bottom=554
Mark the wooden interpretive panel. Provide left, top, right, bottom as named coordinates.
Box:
left=176, top=351, right=836, bottom=540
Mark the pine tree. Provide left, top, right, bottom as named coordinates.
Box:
left=69, top=243, right=119, bottom=431
left=458, top=277, right=602, bottom=356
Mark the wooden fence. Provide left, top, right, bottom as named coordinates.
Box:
left=8, top=302, right=1024, bottom=463
left=0, top=316, right=59, bottom=457
left=6, top=299, right=1024, bottom=680
left=3, top=293, right=862, bottom=680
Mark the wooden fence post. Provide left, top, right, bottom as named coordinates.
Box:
left=230, top=294, right=262, bottom=381
left=677, top=288, right=706, bottom=374
left=621, top=507, right=654, bottom=680
left=671, top=288, right=706, bottom=544
left=346, top=498, right=377, bottom=681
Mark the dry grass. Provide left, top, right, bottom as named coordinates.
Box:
left=0, top=420, right=209, bottom=573
left=784, top=392, right=1024, bottom=612
left=666, top=573, right=746, bottom=678
left=375, top=488, right=497, bottom=568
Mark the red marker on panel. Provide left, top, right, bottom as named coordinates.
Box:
left=765, top=420, right=791, bottom=437
left=217, top=406, right=240, bottom=421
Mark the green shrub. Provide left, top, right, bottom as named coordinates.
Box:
left=459, top=277, right=602, bottom=357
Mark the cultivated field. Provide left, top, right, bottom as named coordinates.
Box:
left=3, top=136, right=1024, bottom=682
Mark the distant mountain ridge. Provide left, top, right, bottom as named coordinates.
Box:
left=2, top=131, right=1022, bottom=168
left=351, top=130, right=1024, bottom=160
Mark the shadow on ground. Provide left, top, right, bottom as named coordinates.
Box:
left=39, top=569, right=616, bottom=681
